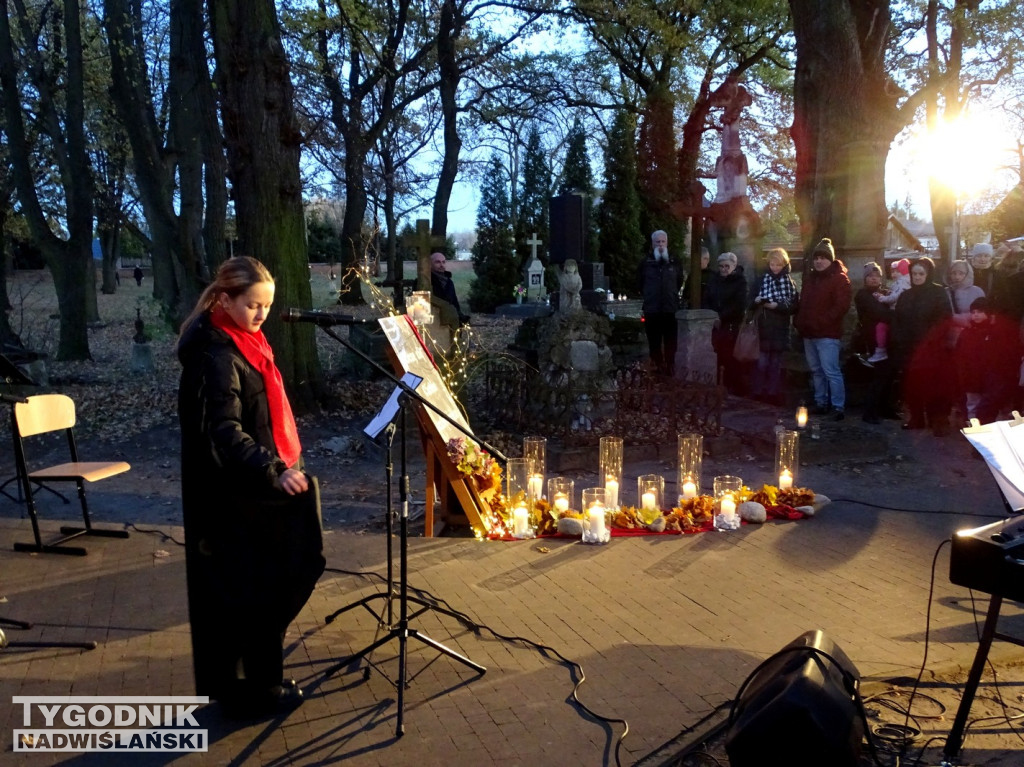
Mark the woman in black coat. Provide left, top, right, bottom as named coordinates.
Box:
left=177, top=256, right=325, bottom=717
left=706, top=251, right=749, bottom=393
left=892, top=256, right=954, bottom=434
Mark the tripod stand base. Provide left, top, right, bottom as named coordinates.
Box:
left=0, top=626, right=97, bottom=651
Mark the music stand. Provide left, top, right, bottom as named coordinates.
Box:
left=944, top=414, right=1024, bottom=762
left=305, top=315, right=494, bottom=737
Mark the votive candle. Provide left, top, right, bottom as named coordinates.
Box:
left=554, top=493, right=569, bottom=513
left=528, top=473, right=544, bottom=501
left=605, top=477, right=620, bottom=509
left=779, top=470, right=793, bottom=490
left=720, top=494, right=736, bottom=517
left=682, top=480, right=697, bottom=500
left=513, top=504, right=530, bottom=536
left=642, top=491, right=657, bottom=511
left=588, top=503, right=606, bottom=536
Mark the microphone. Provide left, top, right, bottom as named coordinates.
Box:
left=280, top=308, right=372, bottom=327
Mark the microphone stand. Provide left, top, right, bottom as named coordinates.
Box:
left=301, top=315, right=497, bottom=737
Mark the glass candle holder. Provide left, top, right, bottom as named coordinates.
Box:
left=506, top=457, right=530, bottom=508
left=407, top=290, right=432, bottom=325
left=677, top=433, right=703, bottom=503
left=776, top=429, right=799, bottom=489
left=548, top=477, right=574, bottom=514
left=523, top=436, right=546, bottom=503
left=713, top=475, right=743, bottom=507
left=636, top=474, right=665, bottom=511
left=599, top=437, right=623, bottom=509
left=581, top=487, right=609, bottom=544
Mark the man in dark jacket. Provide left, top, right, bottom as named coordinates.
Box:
left=430, top=252, right=469, bottom=326
left=794, top=237, right=852, bottom=420
left=639, top=230, right=684, bottom=375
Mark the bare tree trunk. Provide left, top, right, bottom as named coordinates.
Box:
left=208, top=0, right=322, bottom=411
left=104, top=0, right=226, bottom=322
left=789, top=0, right=897, bottom=268
left=0, top=0, right=92, bottom=359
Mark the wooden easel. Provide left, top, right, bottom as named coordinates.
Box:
left=377, top=316, right=492, bottom=537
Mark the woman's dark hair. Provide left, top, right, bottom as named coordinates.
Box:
left=178, top=256, right=274, bottom=339
left=910, top=256, right=935, bottom=280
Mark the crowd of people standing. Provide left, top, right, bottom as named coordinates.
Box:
left=643, top=229, right=1024, bottom=435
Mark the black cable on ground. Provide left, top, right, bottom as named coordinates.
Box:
left=395, top=581, right=631, bottom=766
left=125, top=523, right=185, bottom=546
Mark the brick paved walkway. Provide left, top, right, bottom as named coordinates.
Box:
left=2, top=406, right=1023, bottom=765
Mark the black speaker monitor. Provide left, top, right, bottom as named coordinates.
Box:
left=725, top=629, right=863, bottom=767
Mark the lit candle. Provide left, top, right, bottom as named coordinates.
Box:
left=513, top=504, right=529, bottom=536
left=779, top=469, right=793, bottom=490
left=682, top=480, right=697, bottom=500
left=605, top=477, right=619, bottom=509
left=588, top=502, right=606, bottom=536
left=528, top=473, right=544, bottom=501
left=554, top=493, right=569, bottom=513
left=720, top=494, right=736, bottom=517
left=796, top=407, right=808, bottom=429
left=642, top=491, right=657, bottom=511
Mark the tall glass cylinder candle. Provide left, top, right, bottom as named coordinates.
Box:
left=599, top=436, right=623, bottom=510
left=547, top=477, right=574, bottom=514
left=775, top=429, right=799, bottom=489
left=506, top=457, right=530, bottom=508
left=677, top=433, right=703, bottom=503
left=637, top=474, right=665, bottom=511
left=523, top=436, right=546, bottom=504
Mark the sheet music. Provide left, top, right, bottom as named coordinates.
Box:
left=364, top=372, right=423, bottom=439
left=962, top=415, right=1024, bottom=510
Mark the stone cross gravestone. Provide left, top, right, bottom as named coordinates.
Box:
left=524, top=233, right=545, bottom=301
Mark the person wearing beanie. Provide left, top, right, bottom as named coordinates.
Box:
left=854, top=263, right=900, bottom=423
left=892, top=257, right=954, bottom=435
left=639, top=230, right=684, bottom=375
left=794, top=237, right=851, bottom=420
left=706, top=250, right=749, bottom=393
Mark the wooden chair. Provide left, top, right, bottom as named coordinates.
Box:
left=11, top=393, right=130, bottom=555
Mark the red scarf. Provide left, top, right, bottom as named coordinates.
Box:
left=210, top=309, right=302, bottom=468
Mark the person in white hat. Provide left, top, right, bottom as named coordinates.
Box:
left=969, top=242, right=999, bottom=298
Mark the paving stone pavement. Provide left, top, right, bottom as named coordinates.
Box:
left=2, top=401, right=1024, bottom=765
